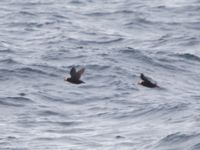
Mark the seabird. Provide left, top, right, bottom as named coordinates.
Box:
left=64, top=67, right=85, bottom=84
left=139, top=73, right=158, bottom=88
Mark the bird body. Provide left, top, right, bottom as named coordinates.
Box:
left=65, top=67, right=85, bottom=84
left=139, top=73, right=158, bottom=88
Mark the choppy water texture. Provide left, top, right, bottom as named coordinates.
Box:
left=0, top=0, right=200, bottom=149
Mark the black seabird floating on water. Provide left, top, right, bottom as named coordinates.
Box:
left=138, top=73, right=158, bottom=88
left=64, top=67, right=85, bottom=84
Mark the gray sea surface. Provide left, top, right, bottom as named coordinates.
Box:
left=0, top=0, right=200, bottom=150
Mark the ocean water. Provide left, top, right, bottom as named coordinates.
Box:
left=0, top=0, right=200, bottom=149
